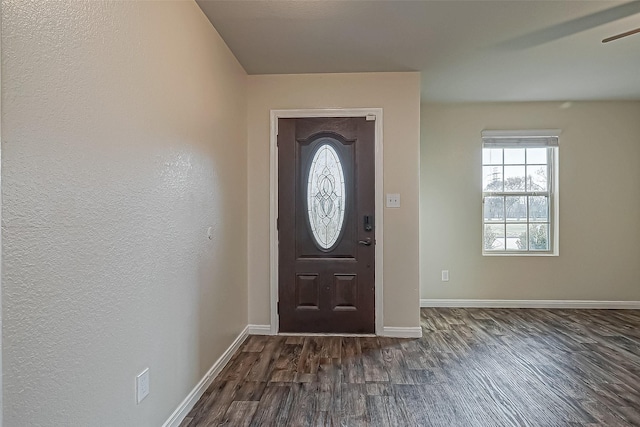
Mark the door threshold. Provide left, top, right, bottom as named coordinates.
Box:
left=278, top=333, right=376, bottom=337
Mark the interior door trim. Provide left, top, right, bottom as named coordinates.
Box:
left=270, top=108, right=384, bottom=335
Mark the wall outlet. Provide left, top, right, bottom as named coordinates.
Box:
left=441, top=270, right=449, bottom=282
left=136, top=368, right=150, bottom=404
left=386, top=193, right=401, bottom=208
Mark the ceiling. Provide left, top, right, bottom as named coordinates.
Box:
left=197, top=0, right=640, bottom=102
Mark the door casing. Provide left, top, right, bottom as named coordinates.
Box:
left=269, top=108, right=384, bottom=335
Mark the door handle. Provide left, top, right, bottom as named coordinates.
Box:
left=358, top=238, right=372, bottom=246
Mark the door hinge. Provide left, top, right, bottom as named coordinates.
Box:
left=277, top=217, right=279, bottom=230
left=366, top=114, right=376, bottom=121
left=277, top=301, right=280, bottom=314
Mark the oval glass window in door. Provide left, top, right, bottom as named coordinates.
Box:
left=307, top=142, right=346, bottom=250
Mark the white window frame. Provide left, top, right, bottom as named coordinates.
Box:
left=481, top=129, right=560, bottom=256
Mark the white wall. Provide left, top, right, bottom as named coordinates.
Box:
left=247, top=72, right=421, bottom=329
left=0, top=8, right=3, bottom=425
left=2, top=2, right=247, bottom=425
left=421, top=102, right=640, bottom=302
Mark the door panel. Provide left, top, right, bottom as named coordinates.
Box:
left=295, top=274, right=320, bottom=310
left=333, top=275, right=357, bottom=310
left=278, top=117, right=375, bottom=333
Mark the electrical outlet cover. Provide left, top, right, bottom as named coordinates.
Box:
left=136, top=368, right=150, bottom=404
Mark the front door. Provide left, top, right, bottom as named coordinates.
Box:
left=278, top=117, right=375, bottom=333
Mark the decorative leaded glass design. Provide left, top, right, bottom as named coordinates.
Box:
left=307, top=142, right=346, bottom=249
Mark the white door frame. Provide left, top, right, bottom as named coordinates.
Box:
left=0, top=13, right=4, bottom=424
left=269, top=108, right=384, bottom=335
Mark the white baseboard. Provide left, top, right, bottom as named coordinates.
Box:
left=247, top=324, right=273, bottom=335
left=279, top=332, right=375, bottom=337
left=381, top=326, right=423, bottom=338
left=420, top=299, right=640, bottom=309
left=162, top=326, right=249, bottom=427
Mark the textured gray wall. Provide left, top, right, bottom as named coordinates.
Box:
left=2, top=1, right=247, bottom=425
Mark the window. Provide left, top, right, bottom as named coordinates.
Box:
left=482, top=130, right=559, bottom=255
left=307, top=140, right=346, bottom=250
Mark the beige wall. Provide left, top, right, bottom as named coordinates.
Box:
left=2, top=2, right=247, bottom=425
left=421, top=102, right=640, bottom=301
left=247, top=72, right=421, bottom=329
left=0, top=8, right=3, bottom=423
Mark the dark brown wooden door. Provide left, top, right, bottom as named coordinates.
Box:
left=278, top=117, right=375, bottom=333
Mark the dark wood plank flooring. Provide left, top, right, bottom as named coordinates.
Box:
left=181, top=308, right=640, bottom=426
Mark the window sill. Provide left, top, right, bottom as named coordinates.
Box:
left=483, top=252, right=559, bottom=257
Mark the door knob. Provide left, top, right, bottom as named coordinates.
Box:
left=358, top=238, right=372, bottom=246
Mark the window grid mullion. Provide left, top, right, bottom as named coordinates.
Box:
left=484, top=191, right=548, bottom=197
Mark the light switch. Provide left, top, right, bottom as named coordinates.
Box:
left=386, top=193, right=400, bottom=208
